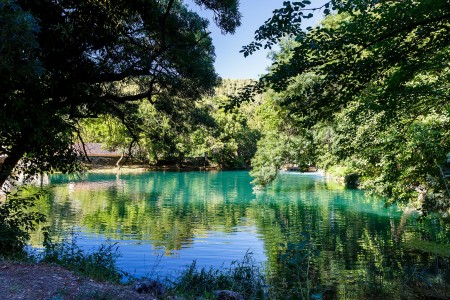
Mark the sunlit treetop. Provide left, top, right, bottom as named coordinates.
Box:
left=236, top=0, right=449, bottom=123
left=0, top=0, right=242, bottom=188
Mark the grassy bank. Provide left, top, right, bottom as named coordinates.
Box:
left=1, top=187, right=448, bottom=299
left=3, top=235, right=449, bottom=300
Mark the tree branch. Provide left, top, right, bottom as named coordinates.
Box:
left=359, top=13, right=450, bottom=53
left=159, top=0, right=176, bottom=48
left=72, top=124, right=91, bottom=163
left=101, top=90, right=158, bottom=103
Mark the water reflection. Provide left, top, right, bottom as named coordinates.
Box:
left=37, top=171, right=449, bottom=292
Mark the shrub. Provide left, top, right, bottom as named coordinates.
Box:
left=171, top=251, right=267, bottom=299
left=0, top=187, right=46, bottom=256
left=41, top=235, right=125, bottom=283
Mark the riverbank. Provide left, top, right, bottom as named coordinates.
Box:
left=2, top=171, right=449, bottom=299
left=0, top=261, right=152, bottom=300
left=81, top=159, right=242, bottom=173
left=2, top=254, right=449, bottom=300
left=0, top=233, right=260, bottom=300
left=0, top=263, right=255, bottom=300
left=0, top=250, right=260, bottom=300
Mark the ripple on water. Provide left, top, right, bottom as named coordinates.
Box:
left=37, top=171, right=449, bottom=285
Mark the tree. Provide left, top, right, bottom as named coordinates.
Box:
left=80, top=79, right=261, bottom=168
left=241, top=0, right=450, bottom=212
left=249, top=76, right=315, bottom=187
left=0, top=0, right=241, bottom=188
left=241, top=0, right=449, bottom=116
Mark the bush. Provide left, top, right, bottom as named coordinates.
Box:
left=41, top=235, right=125, bottom=283
left=171, top=251, right=267, bottom=299
left=0, top=187, right=46, bottom=256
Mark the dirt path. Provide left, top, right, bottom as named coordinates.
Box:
left=0, top=262, right=154, bottom=300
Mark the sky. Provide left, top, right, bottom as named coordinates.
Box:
left=186, top=1, right=326, bottom=79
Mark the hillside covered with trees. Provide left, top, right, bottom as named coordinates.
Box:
left=79, top=79, right=262, bottom=169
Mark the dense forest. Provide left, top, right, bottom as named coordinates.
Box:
left=243, top=0, right=450, bottom=215
left=78, top=79, right=261, bottom=169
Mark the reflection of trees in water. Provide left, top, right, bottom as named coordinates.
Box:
left=248, top=176, right=449, bottom=295
left=39, top=172, right=449, bottom=290
left=42, top=171, right=255, bottom=254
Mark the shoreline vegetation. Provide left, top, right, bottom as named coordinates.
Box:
left=1, top=238, right=267, bottom=300
left=1, top=170, right=449, bottom=299
left=2, top=237, right=449, bottom=300
left=1, top=1, right=449, bottom=299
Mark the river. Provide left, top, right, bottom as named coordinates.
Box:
left=36, top=170, right=449, bottom=297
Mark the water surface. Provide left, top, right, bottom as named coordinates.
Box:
left=39, top=170, right=449, bottom=292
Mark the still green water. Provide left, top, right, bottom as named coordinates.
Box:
left=40, top=171, right=449, bottom=290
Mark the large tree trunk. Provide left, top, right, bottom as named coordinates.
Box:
left=0, top=144, right=26, bottom=190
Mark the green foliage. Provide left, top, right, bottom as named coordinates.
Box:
left=192, top=104, right=261, bottom=168
left=243, top=0, right=450, bottom=213
left=194, top=80, right=264, bottom=169
left=80, top=115, right=131, bottom=154
left=0, top=0, right=242, bottom=187
left=41, top=236, right=124, bottom=283
left=248, top=76, right=316, bottom=187
left=329, top=107, right=450, bottom=210
left=250, top=132, right=313, bottom=187
left=0, top=0, right=81, bottom=187
left=79, top=79, right=262, bottom=168
left=0, top=0, right=41, bottom=79
left=247, top=0, right=449, bottom=106
left=192, top=0, right=241, bottom=34
left=170, top=252, right=266, bottom=299
left=0, top=187, right=46, bottom=256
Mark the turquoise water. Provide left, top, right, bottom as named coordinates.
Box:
left=41, top=170, right=449, bottom=288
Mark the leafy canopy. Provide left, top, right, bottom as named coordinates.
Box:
left=80, top=79, right=261, bottom=169
left=244, top=0, right=450, bottom=213
left=0, top=0, right=241, bottom=188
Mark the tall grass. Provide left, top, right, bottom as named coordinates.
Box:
left=169, top=251, right=267, bottom=299
left=41, top=234, right=125, bottom=283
